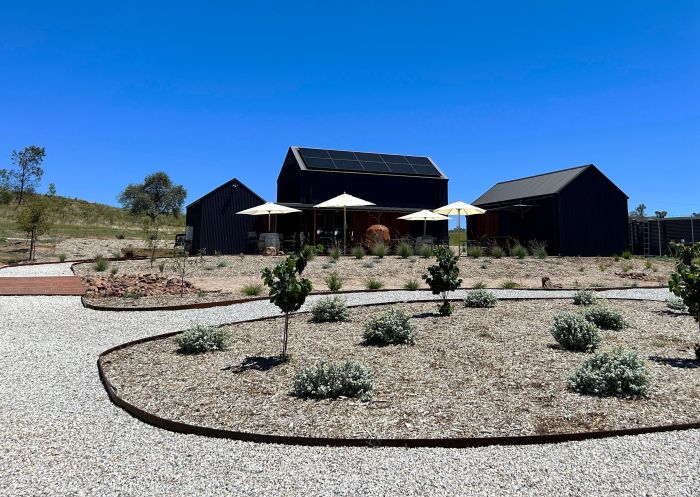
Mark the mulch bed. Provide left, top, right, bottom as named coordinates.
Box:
left=101, top=299, right=700, bottom=439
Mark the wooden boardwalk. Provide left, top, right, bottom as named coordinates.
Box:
left=0, top=276, right=85, bottom=296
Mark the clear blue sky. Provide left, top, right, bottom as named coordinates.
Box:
left=1, top=2, right=698, bottom=222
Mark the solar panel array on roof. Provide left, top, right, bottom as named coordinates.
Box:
left=297, top=147, right=442, bottom=177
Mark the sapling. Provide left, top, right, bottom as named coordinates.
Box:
left=422, top=246, right=462, bottom=315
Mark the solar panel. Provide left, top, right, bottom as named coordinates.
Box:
left=332, top=159, right=364, bottom=171
left=297, top=147, right=442, bottom=177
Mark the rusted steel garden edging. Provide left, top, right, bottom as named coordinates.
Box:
left=97, top=301, right=699, bottom=449
left=81, top=285, right=668, bottom=312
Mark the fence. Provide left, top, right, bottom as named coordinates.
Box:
left=629, top=216, right=700, bottom=256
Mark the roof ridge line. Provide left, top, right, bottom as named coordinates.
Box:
left=492, top=164, right=593, bottom=186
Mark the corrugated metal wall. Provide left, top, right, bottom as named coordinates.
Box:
left=186, top=179, right=264, bottom=254
left=629, top=218, right=700, bottom=255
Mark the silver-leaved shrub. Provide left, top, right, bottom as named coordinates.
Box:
left=551, top=312, right=602, bottom=351
left=572, top=289, right=597, bottom=306
left=311, top=296, right=350, bottom=322
left=568, top=348, right=650, bottom=396
left=463, top=289, right=497, bottom=308
left=176, top=325, right=230, bottom=353
left=292, top=360, right=374, bottom=401
left=581, top=305, right=626, bottom=331
left=363, top=307, right=417, bottom=345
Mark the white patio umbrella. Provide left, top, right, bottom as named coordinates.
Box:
left=314, top=193, right=375, bottom=254
left=434, top=201, right=486, bottom=256
left=398, top=209, right=449, bottom=237
left=237, top=202, right=301, bottom=231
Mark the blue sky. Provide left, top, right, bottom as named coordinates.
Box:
left=1, top=2, right=698, bottom=221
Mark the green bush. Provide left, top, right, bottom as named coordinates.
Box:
left=581, top=306, right=626, bottom=331
left=568, top=348, right=650, bottom=396
left=329, top=246, right=341, bottom=261
left=325, top=271, right=343, bottom=292
left=668, top=242, right=700, bottom=332
left=551, top=312, right=602, bottom=351
left=311, top=296, right=350, bottom=322
left=363, top=307, right=417, bottom=345
left=423, top=245, right=462, bottom=316
left=510, top=244, right=527, bottom=259
left=176, top=325, right=230, bottom=354
left=622, top=250, right=633, bottom=260
left=528, top=240, right=548, bottom=259
left=396, top=242, right=413, bottom=259
left=292, top=361, right=374, bottom=401
left=242, top=283, right=263, bottom=296
left=463, top=289, right=497, bottom=308
left=365, top=278, right=384, bottom=290
left=403, top=279, right=420, bottom=290
left=301, top=244, right=317, bottom=261
left=158, top=261, right=166, bottom=273
left=93, top=256, right=109, bottom=272
left=467, top=246, right=483, bottom=258
left=419, top=245, right=433, bottom=259
left=489, top=245, right=504, bottom=258
left=573, top=289, right=597, bottom=306
left=58, top=253, right=67, bottom=262
left=372, top=243, right=387, bottom=258
left=352, top=246, right=366, bottom=259
left=666, top=295, right=687, bottom=311
left=472, top=281, right=486, bottom=289
left=499, top=280, right=519, bottom=289
left=110, top=267, right=118, bottom=276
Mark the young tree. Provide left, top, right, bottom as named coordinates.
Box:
left=261, top=255, right=312, bottom=360
left=655, top=210, right=668, bottom=219
left=0, top=169, right=11, bottom=204
left=118, top=172, right=187, bottom=264
left=668, top=242, right=700, bottom=334
left=169, top=248, right=205, bottom=297
left=9, top=146, right=46, bottom=205
left=47, top=182, right=56, bottom=196
left=422, top=245, right=462, bottom=316
left=629, top=204, right=647, bottom=219
left=16, top=200, right=52, bottom=260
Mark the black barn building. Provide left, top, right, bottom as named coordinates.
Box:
left=186, top=147, right=449, bottom=254
left=470, top=165, right=628, bottom=256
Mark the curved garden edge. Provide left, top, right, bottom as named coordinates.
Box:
left=97, top=297, right=698, bottom=449
left=81, top=285, right=669, bottom=312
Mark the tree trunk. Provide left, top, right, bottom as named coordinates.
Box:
left=282, top=312, right=290, bottom=360
left=29, top=229, right=35, bottom=260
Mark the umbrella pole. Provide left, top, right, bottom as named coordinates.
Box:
left=343, top=206, right=347, bottom=255
left=423, top=219, right=427, bottom=237
left=464, top=213, right=468, bottom=253
left=457, top=213, right=461, bottom=256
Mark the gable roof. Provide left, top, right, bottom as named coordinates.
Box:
left=288, top=146, right=448, bottom=179
left=186, top=178, right=264, bottom=208
left=473, top=165, right=595, bottom=205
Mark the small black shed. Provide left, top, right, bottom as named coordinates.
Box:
left=471, top=164, right=628, bottom=256
left=185, top=178, right=264, bottom=255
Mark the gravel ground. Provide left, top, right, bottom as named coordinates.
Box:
left=104, top=300, right=700, bottom=439
left=1, top=264, right=697, bottom=496
left=0, top=262, right=76, bottom=277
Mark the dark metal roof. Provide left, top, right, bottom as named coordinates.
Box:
left=290, top=146, right=448, bottom=179
left=186, top=178, right=264, bottom=208
left=473, top=165, right=593, bottom=205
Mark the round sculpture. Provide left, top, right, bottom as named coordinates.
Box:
left=365, top=224, right=390, bottom=249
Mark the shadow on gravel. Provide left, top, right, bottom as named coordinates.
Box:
left=649, top=356, right=700, bottom=369
left=227, top=355, right=285, bottom=373
left=656, top=310, right=689, bottom=318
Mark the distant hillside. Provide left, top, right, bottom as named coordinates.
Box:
left=0, top=193, right=185, bottom=239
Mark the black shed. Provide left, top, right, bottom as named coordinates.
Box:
left=185, top=178, right=264, bottom=255
left=470, top=164, right=628, bottom=256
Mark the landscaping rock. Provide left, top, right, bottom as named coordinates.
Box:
left=82, top=274, right=196, bottom=298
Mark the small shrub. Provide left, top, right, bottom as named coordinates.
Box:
left=666, top=295, right=687, bottom=311
left=573, top=289, right=597, bottom=306
left=242, top=283, right=263, bottom=296
left=489, top=245, right=504, bottom=259
left=58, top=253, right=66, bottom=262
left=581, top=306, right=626, bottom=331
left=620, top=262, right=633, bottom=273
left=217, top=261, right=227, bottom=268
left=419, top=245, right=433, bottom=258
left=510, top=244, right=527, bottom=259
left=325, top=271, right=343, bottom=292
left=311, top=296, right=350, bottom=322
left=115, top=233, right=126, bottom=240
left=365, top=278, right=384, bottom=290
left=568, top=348, right=650, bottom=396
left=613, top=255, right=621, bottom=262
left=423, top=245, right=462, bottom=316
left=352, top=246, right=366, bottom=259
left=396, top=242, right=413, bottom=259
left=472, top=281, right=486, bottom=289
left=176, top=325, right=230, bottom=354
left=528, top=240, right=548, bottom=259
left=110, top=267, right=118, bottom=276
left=467, top=245, right=483, bottom=258
left=292, top=361, right=374, bottom=401
left=403, top=279, right=420, bottom=290
left=363, top=307, right=417, bottom=345
left=301, top=244, right=317, bottom=261
left=463, top=289, right=497, bottom=308
left=329, top=246, right=341, bottom=261
left=551, top=312, right=602, bottom=352
left=644, top=260, right=653, bottom=270
left=622, top=250, right=632, bottom=260
left=372, top=243, right=387, bottom=259
left=158, top=261, right=166, bottom=273
left=93, top=256, right=109, bottom=272
left=500, top=280, right=519, bottom=289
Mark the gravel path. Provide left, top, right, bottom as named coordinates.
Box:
left=0, top=264, right=696, bottom=495
left=0, top=262, right=75, bottom=277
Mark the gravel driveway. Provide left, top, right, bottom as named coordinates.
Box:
left=1, top=263, right=697, bottom=496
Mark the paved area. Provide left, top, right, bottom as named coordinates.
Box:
left=0, top=276, right=86, bottom=296
left=0, top=263, right=696, bottom=496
